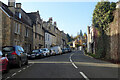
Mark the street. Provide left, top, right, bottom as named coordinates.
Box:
left=2, top=51, right=119, bottom=80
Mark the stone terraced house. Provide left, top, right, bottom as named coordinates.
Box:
left=0, top=0, right=33, bottom=53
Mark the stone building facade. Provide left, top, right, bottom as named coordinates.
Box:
left=0, top=0, right=69, bottom=52
left=87, top=26, right=95, bottom=53
left=27, top=11, right=44, bottom=49
left=43, top=20, right=56, bottom=49
left=0, top=0, right=33, bottom=53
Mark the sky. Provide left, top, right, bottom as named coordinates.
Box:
left=1, top=0, right=118, bottom=37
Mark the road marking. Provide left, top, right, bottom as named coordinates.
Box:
left=72, top=62, right=78, bottom=69
left=27, top=66, right=29, bottom=68
left=18, top=70, right=22, bottom=72
left=5, top=77, right=10, bottom=80
left=29, top=61, right=71, bottom=64
left=80, top=72, right=89, bottom=80
left=11, top=73, right=16, bottom=77
left=70, top=57, right=72, bottom=62
left=69, top=53, right=78, bottom=69
left=23, top=68, right=26, bottom=70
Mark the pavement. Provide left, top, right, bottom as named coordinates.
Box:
left=2, top=50, right=120, bottom=80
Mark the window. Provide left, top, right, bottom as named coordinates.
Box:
left=19, top=13, right=21, bottom=19
left=35, top=33, right=37, bottom=38
left=48, top=35, right=49, bottom=41
left=45, top=34, right=47, bottom=41
left=18, top=24, right=20, bottom=34
left=0, top=51, right=2, bottom=56
left=15, top=22, right=20, bottom=34
left=25, top=28, right=28, bottom=37
left=15, top=23, right=18, bottom=33
left=39, top=35, right=41, bottom=40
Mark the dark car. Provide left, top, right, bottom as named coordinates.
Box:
left=62, top=49, right=66, bottom=54
left=28, top=53, right=36, bottom=59
left=0, top=51, right=9, bottom=73
left=2, top=46, right=28, bottom=68
left=67, top=48, right=72, bottom=52
left=32, top=49, right=44, bottom=58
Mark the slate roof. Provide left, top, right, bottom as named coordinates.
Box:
left=0, top=1, right=32, bottom=27
left=27, top=12, right=42, bottom=25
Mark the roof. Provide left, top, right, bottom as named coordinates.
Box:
left=44, top=28, right=56, bottom=37
left=27, top=12, right=42, bottom=25
left=0, top=1, right=32, bottom=27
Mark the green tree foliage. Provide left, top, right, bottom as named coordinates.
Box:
left=92, top=1, right=116, bottom=31
left=67, top=34, right=73, bottom=42
left=80, top=30, right=83, bottom=36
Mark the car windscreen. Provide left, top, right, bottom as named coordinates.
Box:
left=32, top=50, right=39, bottom=53
left=2, top=47, right=15, bottom=52
left=41, top=49, right=46, bottom=51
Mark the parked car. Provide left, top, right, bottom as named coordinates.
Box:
left=41, top=48, right=50, bottom=57
left=50, top=49, right=56, bottom=56
left=66, top=48, right=72, bottom=53
left=0, top=51, right=9, bottom=73
left=2, top=46, right=28, bottom=68
left=32, top=49, right=44, bottom=58
left=27, top=53, right=36, bottom=59
left=62, top=49, right=66, bottom=54
left=51, top=46, right=62, bottom=55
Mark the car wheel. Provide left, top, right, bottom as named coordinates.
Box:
left=4, top=63, right=9, bottom=73
left=18, top=60, right=22, bottom=68
left=46, top=53, right=48, bottom=57
left=25, top=59, right=28, bottom=65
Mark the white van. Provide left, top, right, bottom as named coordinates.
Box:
left=51, top=46, right=62, bottom=55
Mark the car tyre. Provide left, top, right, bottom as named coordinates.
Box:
left=4, top=63, right=9, bottom=73
left=25, top=59, right=28, bottom=65
left=18, top=60, right=22, bottom=68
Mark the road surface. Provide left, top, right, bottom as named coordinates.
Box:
left=2, top=50, right=119, bottom=80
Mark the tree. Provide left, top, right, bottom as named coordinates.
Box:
left=92, top=1, right=116, bottom=31
left=92, top=1, right=116, bottom=58
left=67, top=34, right=73, bottom=42
left=80, top=30, right=83, bottom=37
left=83, top=33, right=87, bottom=40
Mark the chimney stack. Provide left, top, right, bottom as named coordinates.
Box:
left=16, top=3, right=21, bottom=9
left=116, top=1, right=120, bottom=9
left=8, top=0, right=15, bottom=7
left=54, top=22, right=57, bottom=26
left=8, top=0, right=15, bottom=14
left=16, top=3, right=22, bottom=19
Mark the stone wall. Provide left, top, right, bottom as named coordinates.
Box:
left=2, top=12, right=11, bottom=46
left=109, top=8, right=120, bottom=62
left=0, top=8, right=2, bottom=50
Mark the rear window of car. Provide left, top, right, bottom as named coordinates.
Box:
left=2, top=47, right=15, bottom=52
left=0, top=51, right=2, bottom=56
left=32, top=50, right=39, bottom=53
